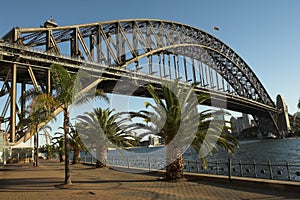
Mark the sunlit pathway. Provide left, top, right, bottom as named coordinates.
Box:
left=0, top=160, right=299, bottom=200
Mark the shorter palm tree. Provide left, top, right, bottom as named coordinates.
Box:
left=130, top=82, right=239, bottom=181
left=69, top=123, right=86, bottom=164
left=191, top=109, right=239, bottom=168
left=53, top=124, right=86, bottom=164
left=52, top=132, right=65, bottom=162
left=76, top=107, right=135, bottom=168
left=18, top=93, right=56, bottom=166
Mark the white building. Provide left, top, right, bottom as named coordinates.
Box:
left=232, top=114, right=252, bottom=134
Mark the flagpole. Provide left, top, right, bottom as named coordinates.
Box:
left=213, top=26, right=219, bottom=38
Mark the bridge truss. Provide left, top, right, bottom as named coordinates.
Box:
left=0, top=19, right=285, bottom=144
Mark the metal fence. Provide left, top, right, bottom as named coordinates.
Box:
left=184, top=159, right=300, bottom=182
left=80, top=153, right=300, bottom=182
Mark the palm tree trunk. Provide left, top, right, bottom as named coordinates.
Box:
left=64, top=109, right=72, bottom=185
left=72, top=147, right=81, bottom=164
left=59, top=151, right=65, bottom=162
left=34, top=134, right=38, bottom=166
left=46, top=145, right=51, bottom=160
left=165, top=141, right=185, bottom=181
left=96, top=145, right=108, bottom=168
left=34, top=127, right=39, bottom=167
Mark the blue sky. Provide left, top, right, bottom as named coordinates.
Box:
left=1, top=1, right=299, bottom=117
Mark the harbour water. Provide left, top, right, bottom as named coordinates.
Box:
left=206, top=137, right=300, bottom=164
left=95, top=137, right=300, bottom=181
left=105, top=137, right=300, bottom=165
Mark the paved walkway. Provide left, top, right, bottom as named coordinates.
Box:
left=1, top=160, right=300, bottom=200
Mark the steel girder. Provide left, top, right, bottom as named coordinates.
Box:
left=3, top=19, right=274, bottom=107
left=0, top=19, right=281, bottom=143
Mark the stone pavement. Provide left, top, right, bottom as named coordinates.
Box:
left=0, top=160, right=300, bottom=200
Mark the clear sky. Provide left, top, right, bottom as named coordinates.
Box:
left=1, top=0, right=299, bottom=114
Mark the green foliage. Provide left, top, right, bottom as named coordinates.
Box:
left=69, top=123, right=87, bottom=152
left=130, top=81, right=239, bottom=170
left=76, top=107, right=135, bottom=149
left=76, top=107, right=137, bottom=168
left=52, top=132, right=64, bottom=151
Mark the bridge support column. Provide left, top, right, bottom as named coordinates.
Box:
left=10, top=63, right=17, bottom=143
left=276, top=94, right=290, bottom=136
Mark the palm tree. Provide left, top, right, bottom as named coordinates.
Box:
left=18, top=93, right=56, bottom=167
left=39, top=143, right=55, bottom=160
left=131, top=82, right=239, bottom=181
left=53, top=124, right=86, bottom=164
left=23, top=64, right=108, bottom=185
left=191, top=109, right=239, bottom=168
left=51, top=64, right=108, bottom=184
left=76, top=108, right=135, bottom=168
left=52, top=132, right=65, bottom=162
left=69, top=123, right=86, bottom=164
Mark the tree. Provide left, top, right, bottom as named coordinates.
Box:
left=23, top=64, right=107, bottom=185
left=191, top=109, right=239, bottom=168
left=69, top=123, right=86, bottom=164
left=52, top=124, right=86, bottom=164
left=50, top=64, right=108, bottom=184
left=131, top=82, right=239, bottom=181
left=52, top=132, right=65, bottom=162
left=18, top=93, right=56, bottom=167
left=76, top=108, right=135, bottom=168
left=39, top=143, right=55, bottom=160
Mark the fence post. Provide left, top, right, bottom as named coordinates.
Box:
left=216, top=160, right=219, bottom=175
left=127, top=157, right=130, bottom=169
left=228, top=158, right=232, bottom=182
left=196, top=160, right=199, bottom=173
left=286, top=161, right=291, bottom=181
left=268, top=160, right=273, bottom=180
left=253, top=160, right=257, bottom=178
left=148, top=157, right=151, bottom=171
left=239, top=160, right=243, bottom=177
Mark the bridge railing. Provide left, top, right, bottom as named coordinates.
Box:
left=0, top=41, right=86, bottom=64
left=80, top=154, right=300, bottom=182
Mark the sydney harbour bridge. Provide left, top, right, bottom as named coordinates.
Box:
left=0, top=19, right=291, bottom=146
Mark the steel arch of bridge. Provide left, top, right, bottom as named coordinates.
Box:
left=4, top=19, right=273, bottom=107
left=1, top=19, right=284, bottom=144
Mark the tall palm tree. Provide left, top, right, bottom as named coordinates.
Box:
left=76, top=108, right=135, bottom=168
left=23, top=64, right=108, bottom=185
left=131, top=82, right=239, bottom=181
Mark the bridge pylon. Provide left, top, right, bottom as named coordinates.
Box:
left=276, top=94, right=291, bottom=136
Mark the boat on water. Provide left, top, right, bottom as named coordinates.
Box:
left=267, top=132, right=277, bottom=139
